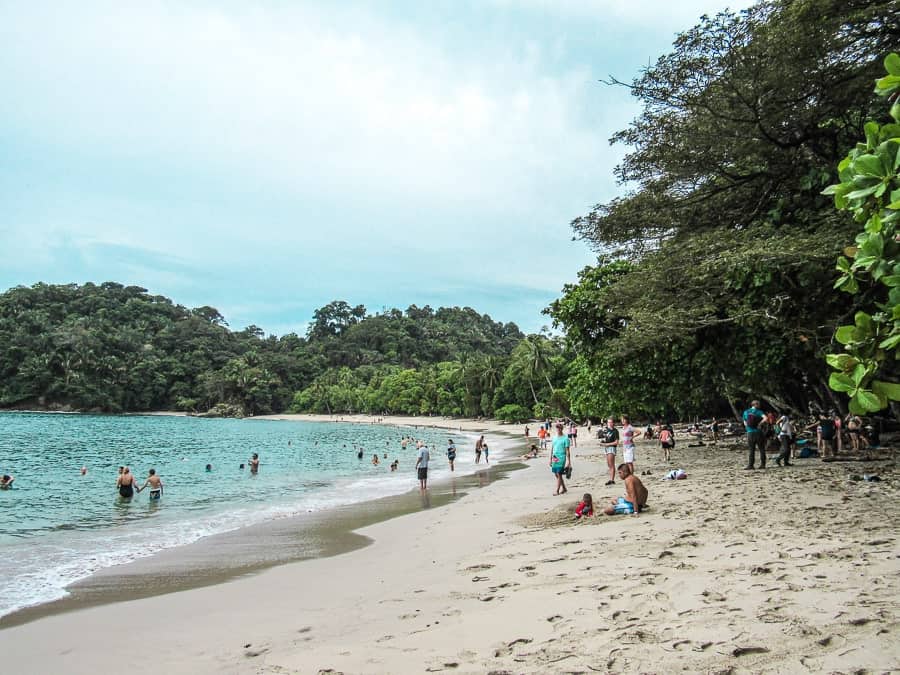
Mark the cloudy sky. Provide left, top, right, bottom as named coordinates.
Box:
left=1, top=0, right=740, bottom=335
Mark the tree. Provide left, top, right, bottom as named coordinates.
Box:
left=822, top=52, right=900, bottom=414
left=552, top=1, right=900, bottom=418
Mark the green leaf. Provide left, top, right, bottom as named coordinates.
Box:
left=886, top=53, right=900, bottom=77
left=864, top=121, right=879, bottom=150
left=829, top=372, right=855, bottom=392
left=847, top=184, right=879, bottom=200
left=879, top=332, right=900, bottom=350
left=854, top=311, right=873, bottom=330
left=860, top=233, right=884, bottom=257
left=865, top=214, right=883, bottom=234
left=875, top=74, right=900, bottom=92
left=848, top=397, right=867, bottom=415
left=851, top=362, right=868, bottom=385
left=872, top=379, right=900, bottom=401
left=881, top=275, right=900, bottom=287
left=835, top=325, right=857, bottom=345
left=825, top=353, right=857, bottom=370
left=852, top=154, right=887, bottom=178
left=854, top=389, right=885, bottom=412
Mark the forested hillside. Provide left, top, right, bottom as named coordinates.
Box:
left=0, top=282, right=563, bottom=418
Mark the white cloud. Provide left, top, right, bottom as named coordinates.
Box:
left=0, top=0, right=738, bottom=330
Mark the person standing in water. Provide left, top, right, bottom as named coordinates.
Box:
left=116, top=467, right=137, bottom=499
left=447, top=439, right=457, bottom=471
left=248, top=453, right=260, bottom=473
left=475, top=435, right=484, bottom=464
left=415, top=442, right=430, bottom=490
left=137, top=468, right=164, bottom=500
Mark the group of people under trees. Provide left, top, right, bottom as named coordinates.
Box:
left=528, top=398, right=882, bottom=522
left=742, top=400, right=874, bottom=470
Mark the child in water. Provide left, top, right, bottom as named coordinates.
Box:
left=574, top=493, right=593, bottom=519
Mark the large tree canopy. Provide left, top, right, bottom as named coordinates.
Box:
left=551, top=0, right=900, bottom=419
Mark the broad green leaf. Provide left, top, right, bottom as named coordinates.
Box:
left=865, top=214, right=883, bottom=234
left=853, top=154, right=887, bottom=177
left=825, top=353, right=857, bottom=370
left=886, top=53, right=900, bottom=77
left=875, top=73, right=900, bottom=92
left=884, top=275, right=900, bottom=287
left=828, top=372, right=855, bottom=392
left=835, top=325, right=857, bottom=344
left=843, top=246, right=858, bottom=258
left=855, top=389, right=885, bottom=412
left=836, top=257, right=851, bottom=272
left=848, top=397, right=867, bottom=415
left=879, top=332, right=900, bottom=350
left=872, top=379, right=900, bottom=401
left=847, top=184, right=879, bottom=200
left=864, top=122, right=879, bottom=150
left=880, top=124, right=900, bottom=143
left=873, top=261, right=892, bottom=281
left=851, top=362, right=868, bottom=385
left=860, top=233, right=884, bottom=257
left=854, top=311, right=873, bottom=330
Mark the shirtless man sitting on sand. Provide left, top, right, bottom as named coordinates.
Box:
left=603, top=464, right=648, bottom=517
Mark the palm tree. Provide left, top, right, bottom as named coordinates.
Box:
left=525, top=335, right=555, bottom=395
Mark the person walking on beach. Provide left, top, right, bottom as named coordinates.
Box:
left=710, top=418, right=720, bottom=444
left=415, top=442, right=430, bottom=490
left=659, top=424, right=675, bottom=462
left=447, top=439, right=457, bottom=471
left=602, top=464, right=648, bottom=517
left=742, top=400, right=766, bottom=469
left=117, top=467, right=137, bottom=499
left=550, top=423, right=571, bottom=495
left=137, top=468, right=164, bottom=500
left=621, top=415, right=636, bottom=474
left=475, top=435, right=484, bottom=464
left=775, top=414, right=794, bottom=466
left=248, top=453, right=260, bottom=473
left=482, top=442, right=490, bottom=464
left=599, top=417, right=619, bottom=485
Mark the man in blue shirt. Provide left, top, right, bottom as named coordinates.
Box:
left=742, top=399, right=766, bottom=470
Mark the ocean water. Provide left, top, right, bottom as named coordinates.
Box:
left=0, top=412, right=486, bottom=618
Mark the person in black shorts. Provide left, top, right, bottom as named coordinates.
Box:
left=415, top=442, right=431, bottom=490
left=447, top=439, right=457, bottom=471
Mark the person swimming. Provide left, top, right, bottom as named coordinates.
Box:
left=0, top=474, right=14, bottom=489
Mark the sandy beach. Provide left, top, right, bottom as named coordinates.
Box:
left=0, top=415, right=898, bottom=674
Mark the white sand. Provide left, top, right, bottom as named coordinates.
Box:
left=0, top=417, right=897, bottom=674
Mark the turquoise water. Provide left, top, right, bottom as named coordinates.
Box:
left=0, top=412, right=485, bottom=617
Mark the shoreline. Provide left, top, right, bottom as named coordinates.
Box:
left=1, top=425, right=897, bottom=673
left=0, top=415, right=526, bottom=629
